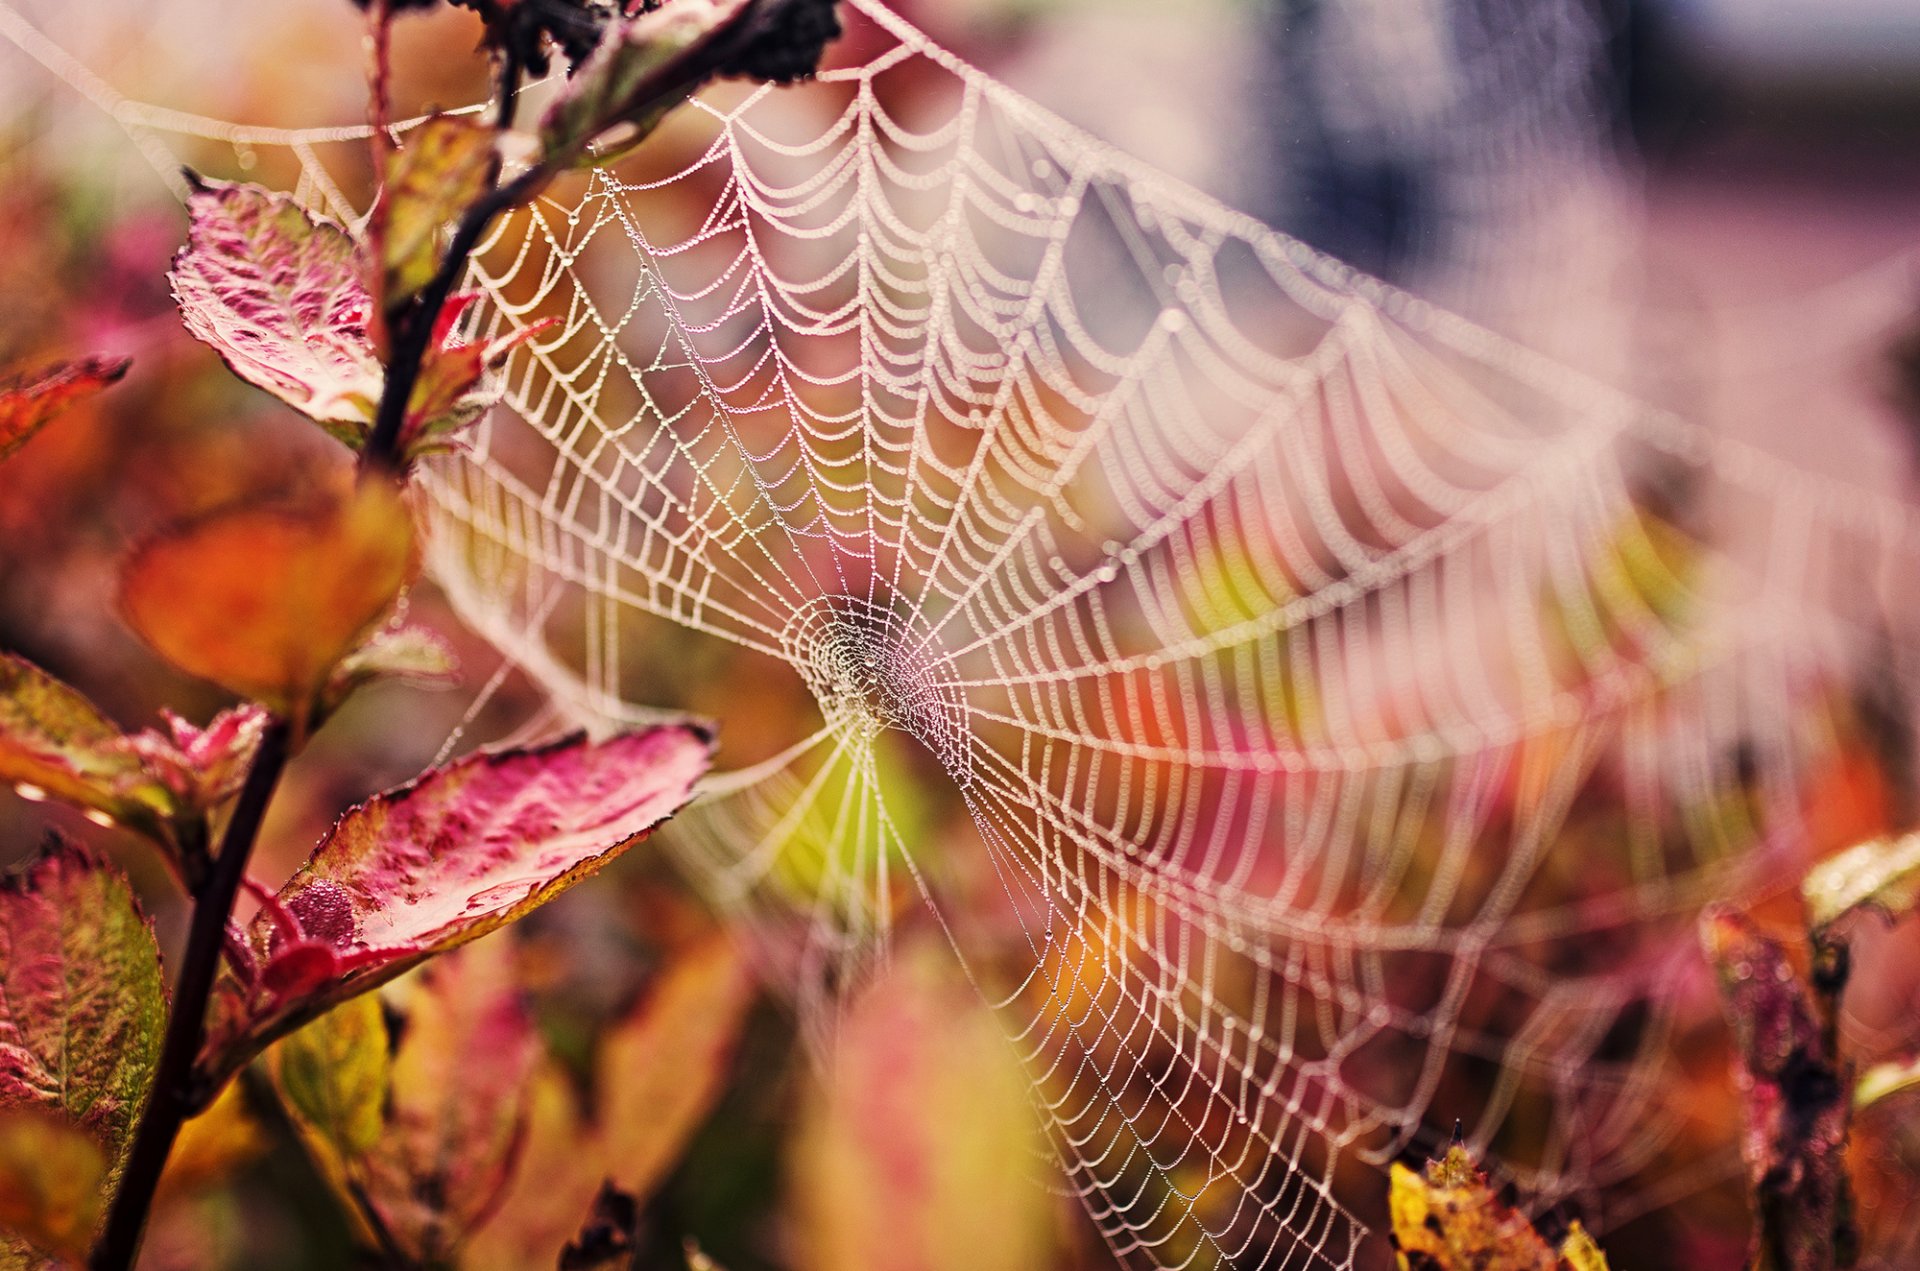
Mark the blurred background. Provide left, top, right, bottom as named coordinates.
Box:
left=2, top=1, right=1918, bottom=1268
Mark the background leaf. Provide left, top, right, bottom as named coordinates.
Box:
left=0, top=1107, right=107, bottom=1264
left=170, top=180, right=382, bottom=442
left=272, top=940, right=537, bottom=1266
left=596, top=933, right=755, bottom=1201
left=0, top=355, right=130, bottom=462
left=1803, top=832, right=1920, bottom=934
left=118, top=480, right=416, bottom=717
left=788, top=939, right=1058, bottom=1271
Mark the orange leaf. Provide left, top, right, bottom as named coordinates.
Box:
left=118, top=481, right=415, bottom=717
left=0, top=355, right=130, bottom=462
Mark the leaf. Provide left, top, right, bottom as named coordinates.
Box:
left=375, top=115, right=495, bottom=313
left=171, top=180, right=384, bottom=442
left=124, top=704, right=270, bottom=813
left=789, top=940, right=1057, bottom=1271
left=157, top=1079, right=266, bottom=1195
left=1700, top=906, right=1852, bottom=1271
left=0, top=1107, right=106, bottom=1263
left=200, top=725, right=712, bottom=1087
left=1803, top=831, right=1920, bottom=934
left=0, top=355, right=131, bottom=463
left=0, top=839, right=166, bottom=1175
left=271, top=941, right=538, bottom=1265
left=118, top=480, right=416, bottom=719
left=541, top=1, right=742, bottom=166
left=1387, top=1143, right=1603, bottom=1270
left=462, top=1060, right=600, bottom=1271
left=596, top=933, right=755, bottom=1199
left=1854, top=1052, right=1920, bottom=1112
left=322, top=625, right=461, bottom=717
left=0, top=654, right=182, bottom=842
left=401, top=299, right=550, bottom=458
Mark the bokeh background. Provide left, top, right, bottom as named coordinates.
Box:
left=2, top=1, right=1919, bottom=1267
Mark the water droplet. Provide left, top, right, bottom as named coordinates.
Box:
left=83, top=810, right=116, bottom=829
left=12, top=783, right=47, bottom=803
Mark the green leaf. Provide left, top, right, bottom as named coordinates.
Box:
left=0, top=654, right=181, bottom=842
left=0, top=1107, right=106, bottom=1264
left=171, top=180, right=384, bottom=444
left=200, top=726, right=713, bottom=1089
left=789, top=940, right=1057, bottom=1271
left=0, top=838, right=166, bottom=1176
left=270, top=995, right=387, bottom=1164
left=1803, top=832, right=1920, bottom=934
left=376, top=115, right=495, bottom=313
left=0, top=356, right=130, bottom=463
left=271, top=940, right=538, bottom=1266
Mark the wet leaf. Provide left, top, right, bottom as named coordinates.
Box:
left=1803, top=831, right=1920, bottom=935
left=376, top=115, right=495, bottom=313
left=171, top=180, right=383, bottom=442
left=0, top=1107, right=106, bottom=1263
left=201, top=725, right=712, bottom=1087
left=597, top=933, right=755, bottom=1199
left=0, top=355, right=130, bottom=463
left=0, top=654, right=181, bottom=841
left=118, top=481, right=416, bottom=718
left=1701, top=906, right=1852, bottom=1271
left=272, top=942, right=537, bottom=1265
left=1387, top=1143, right=1605, bottom=1270
left=0, top=839, right=166, bottom=1174
left=789, top=940, right=1056, bottom=1271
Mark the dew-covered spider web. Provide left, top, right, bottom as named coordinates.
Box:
left=9, top=1, right=1920, bottom=1266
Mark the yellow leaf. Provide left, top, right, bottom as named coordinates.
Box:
left=376, top=115, right=495, bottom=312
left=118, top=479, right=414, bottom=718
left=597, top=934, right=756, bottom=1201
left=0, top=1107, right=106, bottom=1262
left=790, top=941, right=1058, bottom=1271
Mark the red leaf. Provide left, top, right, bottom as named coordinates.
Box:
left=170, top=180, right=384, bottom=443
left=199, top=726, right=713, bottom=1087
left=0, top=355, right=131, bottom=462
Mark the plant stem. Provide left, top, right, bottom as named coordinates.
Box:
left=90, top=716, right=294, bottom=1271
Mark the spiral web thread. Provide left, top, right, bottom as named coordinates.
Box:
left=10, top=1, right=1920, bottom=1266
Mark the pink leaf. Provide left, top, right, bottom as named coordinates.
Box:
left=199, top=726, right=712, bottom=1088
left=170, top=180, right=384, bottom=443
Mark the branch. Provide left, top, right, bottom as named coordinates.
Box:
left=90, top=716, right=294, bottom=1271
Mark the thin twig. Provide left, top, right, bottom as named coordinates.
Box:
left=90, top=716, right=294, bottom=1271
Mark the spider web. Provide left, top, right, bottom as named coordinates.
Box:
left=9, top=2, right=1920, bottom=1267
